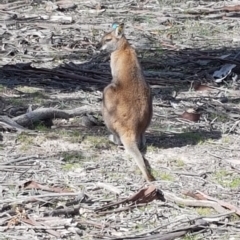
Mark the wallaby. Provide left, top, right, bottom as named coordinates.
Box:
left=100, top=23, right=155, bottom=182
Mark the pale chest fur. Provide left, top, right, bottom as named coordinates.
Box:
left=110, top=53, right=118, bottom=78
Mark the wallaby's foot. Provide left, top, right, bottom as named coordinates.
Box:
left=144, top=157, right=156, bottom=182
left=146, top=172, right=156, bottom=182
left=109, top=134, right=122, bottom=145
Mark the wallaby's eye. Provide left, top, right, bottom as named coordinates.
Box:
left=105, top=38, right=112, bottom=42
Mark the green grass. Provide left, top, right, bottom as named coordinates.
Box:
left=8, top=97, right=26, bottom=106
left=62, top=152, right=85, bottom=171
left=56, top=129, right=83, bottom=143
left=34, top=123, right=49, bottom=131
left=169, top=158, right=185, bottom=167
left=175, top=159, right=185, bottom=167
left=228, top=177, right=240, bottom=189
left=148, top=171, right=174, bottom=181
left=0, top=84, right=4, bottom=92
left=176, top=131, right=206, bottom=145
left=182, top=235, right=198, bottom=240
left=147, top=144, right=158, bottom=152
left=214, top=170, right=240, bottom=189
left=17, top=133, right=35, bottom=150
left=84, top=135, right=112, bottom=149
left=62, top=163, right=83, bottom=171
left=208, top=112, right=229, bottom=123
left=196, top=207, right=213, bottom=216
left=62, top=151, right=85, bottom=163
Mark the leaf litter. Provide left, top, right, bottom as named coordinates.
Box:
left=0, top=0, right=240, bottom=239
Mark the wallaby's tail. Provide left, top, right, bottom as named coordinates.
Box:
left=121, top=138, right=155, bottom=182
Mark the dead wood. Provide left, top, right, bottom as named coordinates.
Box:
left=95, top=186, right=164, bottom=212
left=2, top=155, right=39, bottom=165
left=113, top=230, right=188, bottom=240
left=11, top=106, right=99, bottom=128
left=21, top=217, right=61, bottom=238
left=22, top=180, right=73, bottom=193
left=0, top=115, right=30, bottom=132
left=112, top=211, right=236, bottom=240
left=223, top=5, right=240, bottom=12
left=185, top=191, right=240, bottom=216
left=164, top=192, right=226, bottom=213
left=0, top=192, right=84, bottom=205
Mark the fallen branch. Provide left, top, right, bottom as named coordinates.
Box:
left=112, top=221, right=207, bottom=240
left=184, top=190, right=240, bottom=216
left=114, top=211, right=235, bottom=240
left=164, top=192, right=226, bottom=213
left=130, top=230, right=189, bottom=240
left=0, top=192, right=84, bottom=205
left=22, top=180, right=73, bottom=193
left=194, top=54, right=240, bottom=67
left=96, top=182, right=122, bottom=195
left=22, top=217, right=60, bottom=238
left=223, top=5, right=240, bottom=12
left=0, top=115, right=30, bottom=132
left=11, top=106, right=99, bottom=128
left=95, top=186, right=164, bottom=212
left=2, top=155, right=39, bottom=165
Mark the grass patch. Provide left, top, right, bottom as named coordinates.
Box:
left=209, top=112, right=229, bottom=123
left=169, top=158, right=185, bottom=167
left=149, top=171, right=174, bottom=181
left=8, top=97, right=26, bottom=106
left=147, top=144, right=158, bottom=152
left=214, top=170, right=240, bottom=189
left=57, top=129, right=83, bottom=143
left=84, top=135, right=112, bottom=149
left=230, top=213, right=240, bottom=222
left=62, top=163, right=83, bottom=171
left=182, top=235, right=198, bottom=240
left=17, top=133, right=35, bottom=150
left=222, top=135, right=230, bottom=144
left=175, top=159, right=185, bottom=167
left=228, top=177, right=240, bottom=189
left=62, top=151, right=85, bottom=163
left=34, top=123, right=50, bottom=131
left=196, top=207, right=212, bottom=216
left=0, top=84, right=4, bottom=92
left=61, top=152, right=85, bottom=171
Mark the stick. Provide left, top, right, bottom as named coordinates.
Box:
left=195, top=191, right=240, bottom=216
left=164, top=192, right=226, bottom=213
left=0, top=192, right=83, bottom=204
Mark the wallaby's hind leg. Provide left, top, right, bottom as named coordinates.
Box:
left=109, top=133, right=122, bottom=145
left=138, top=134, right=146, bottom=151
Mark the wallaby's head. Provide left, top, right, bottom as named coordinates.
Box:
left=100, top=23, right=125, bottom=52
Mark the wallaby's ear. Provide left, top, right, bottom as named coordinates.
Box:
left=112, top=23, right=124, bottom=38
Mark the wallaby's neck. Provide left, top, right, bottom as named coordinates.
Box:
left=115, top=36, right=131, bottom=51
left=110, top=37, right=144, bottom=84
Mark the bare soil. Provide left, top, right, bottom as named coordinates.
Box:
left=1, top=0, right=240, bottom=239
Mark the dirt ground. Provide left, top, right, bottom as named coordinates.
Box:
left=1, top=0, right=240, bottom=239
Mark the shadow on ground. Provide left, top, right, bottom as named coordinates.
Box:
left=146, top=130, right=222, bottom=149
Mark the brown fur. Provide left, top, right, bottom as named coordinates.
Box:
left=100, top=24, right=155, bottom=182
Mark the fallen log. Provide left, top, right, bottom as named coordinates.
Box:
left=13, top=106, right=99, bottom=127
left=0, top=106, right=100, bottom=130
